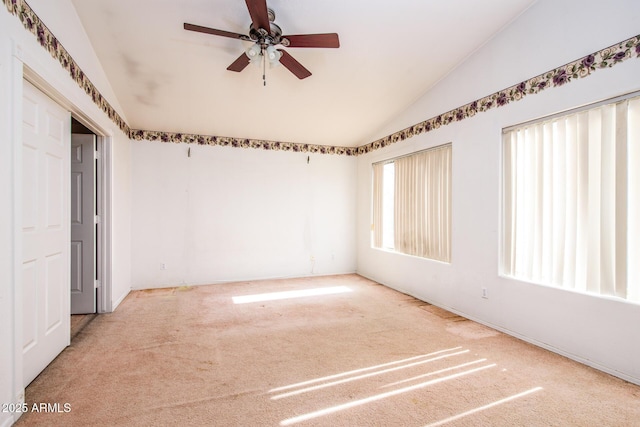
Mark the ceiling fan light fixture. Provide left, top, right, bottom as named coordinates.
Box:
left=245, top=42, right=262, bottom=60
left=265, top=45, right=282, bottom=64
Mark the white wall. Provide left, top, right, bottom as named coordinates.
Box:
left=357, top=0, right=640, bottom=384
left=131, top=142, right=357, bottom=288
left=25, top=0, right=127, bottom=122
left=110, top=130, right=133, bottom=307
left=0, top=2, right=132, bottom=425
left=0, top=24, right=17, bottom=427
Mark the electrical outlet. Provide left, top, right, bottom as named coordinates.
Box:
left=160, top=263, right=166, bottom=270
left=310, top=256, right=315, bottom=262
left=481, top=287, right=488, bottom=299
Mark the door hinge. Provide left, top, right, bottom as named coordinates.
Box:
left=94, top=215, right=101, bottom=224
left=95, top=280, right=100, bottom=289
left=94, top=150, right=100, bottom=160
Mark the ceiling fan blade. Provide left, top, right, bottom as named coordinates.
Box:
left=245, top=0, right=270, bottom=31
left=184, top=23, right=249, bottom=40
left=278, top=50, right=312, bottom=79
left=227, top=53, right=251, bottom=72
left=283, top=33, right=340, bottom=48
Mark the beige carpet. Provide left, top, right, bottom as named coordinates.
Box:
left=16, top=274, right=640, bottom=426
left=70, top=313, right=96, bottom=340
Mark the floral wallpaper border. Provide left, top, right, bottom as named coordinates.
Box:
left=359, top=34, right=640, bottom=155
left=128, top=129, right=358, bottom=155
left=4, top=0, right=130, bottom=136
left=4, top=0, right=639, bottom=157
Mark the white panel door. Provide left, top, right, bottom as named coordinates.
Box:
left=70, top=133, right=96, bottom=314
left=22, top=80, right=71, bottom=386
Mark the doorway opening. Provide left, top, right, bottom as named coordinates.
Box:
left=70, top=118, right=99, bottom=337
left=18, top=58, right=114, bottom=394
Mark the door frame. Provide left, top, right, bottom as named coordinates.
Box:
left=22, top=69, right=114, bottom=314
left=75, top=118, right=113, bottom=314
left=10, top=55, right=114, bottom=417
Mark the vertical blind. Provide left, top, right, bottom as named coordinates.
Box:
left=372, top=162, right=384, bottom=248
left=372, top=144, right=452, bottom=262
left=503, top=95, right=640, bottom=302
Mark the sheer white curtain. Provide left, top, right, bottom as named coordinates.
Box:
left=394, top=144, right=452, bottom=261
left=503, top=96, right=640, bottom=302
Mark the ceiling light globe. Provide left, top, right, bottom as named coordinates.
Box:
left=245, top=43, right=262, bottom=59
left=266, top=45, right=282, bottom=63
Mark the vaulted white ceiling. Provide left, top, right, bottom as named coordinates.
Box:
left=70, top=0, right=537, bottom=147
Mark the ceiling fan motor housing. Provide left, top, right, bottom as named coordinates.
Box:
left=249, top=8, right=285, bottom=47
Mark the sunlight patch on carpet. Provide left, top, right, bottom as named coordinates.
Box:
left=279, top=364, right=497, bottom=426
left=269, top=347, right=463, bottom=393
left=271, top=349, right=471, bottom=400
left=424, top=387, right=543, bottom=426
left=232, top=286, right=352, bottom=304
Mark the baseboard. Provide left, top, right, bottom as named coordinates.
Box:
left=458, top=313, right=640, bottom=387
left=1, top=414, right=15, bottom=427
left=356, top=271, right=640, bottom=387
left=111, top=288, right=130, bottom=311
left=0, top=392, right=25, bottom=427
left=130, top=271, right=359, bottom=290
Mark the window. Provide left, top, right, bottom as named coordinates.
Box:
left=502, top=93, right=640, bottom=302
left=372, top=144, right=452, bottom=262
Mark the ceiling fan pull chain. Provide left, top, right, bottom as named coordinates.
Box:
left=263, top=47, right=267, bottom=86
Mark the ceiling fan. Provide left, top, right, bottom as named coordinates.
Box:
left=184, top=0, right=339, bottom=83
